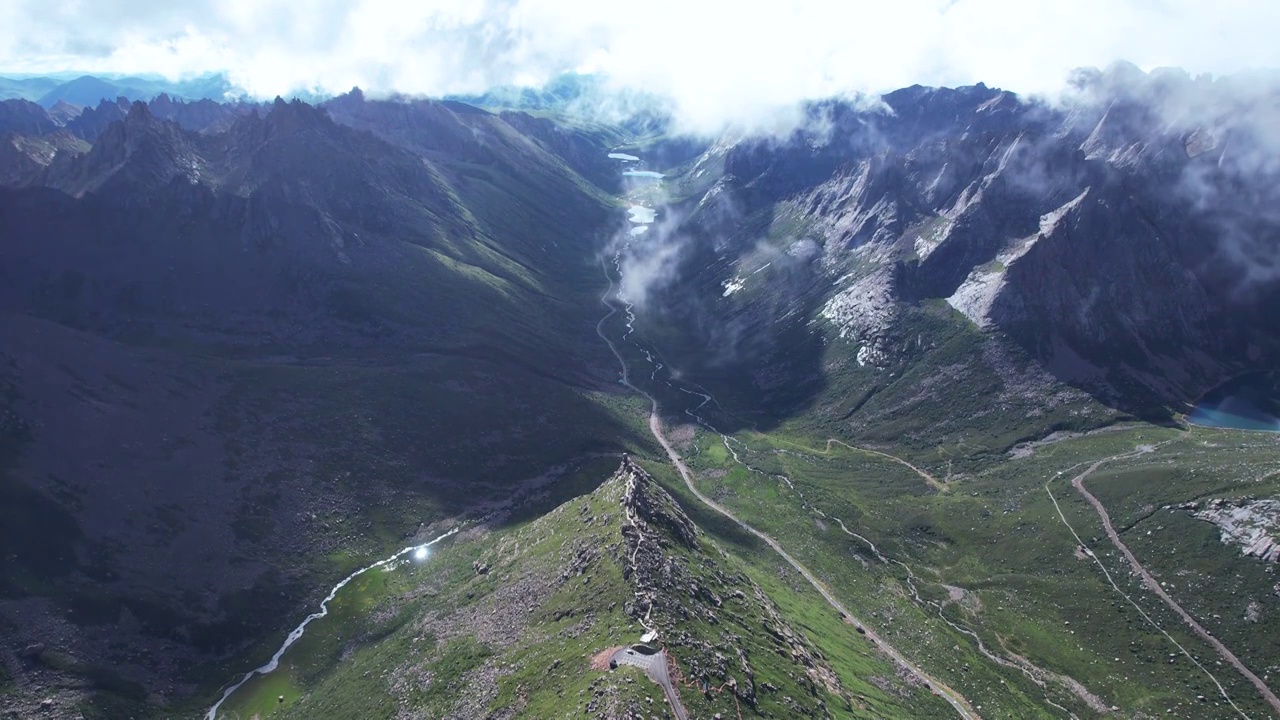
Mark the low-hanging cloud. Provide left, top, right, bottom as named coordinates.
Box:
left=2, top=0, right=1278, bottom=134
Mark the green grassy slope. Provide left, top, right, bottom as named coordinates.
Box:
left=210, top=460, right=951, bottom=720
left=667, top=419, right=1280, bottom=719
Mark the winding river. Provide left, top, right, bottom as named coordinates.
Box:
left=205, top=526, right=460, bottom=719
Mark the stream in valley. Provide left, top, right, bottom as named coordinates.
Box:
left=205, top=526, right=459, bottom=719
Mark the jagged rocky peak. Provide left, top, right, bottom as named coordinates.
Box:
left=60, top=95, right=132, bottom=141
left=124, top=98, right=154, bottom=126
left=617, top=457, right=697, bottom=549
left=47, top=99, right=82, bottom=125
left=44, top=99, right=205, bottom=196
left=267, top=95, right=333, bottom=132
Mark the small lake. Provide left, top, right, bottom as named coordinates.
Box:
left=1188, top=372, right=1280, bottom=432
left=609, top=152, right=640, bottom=161
left=624, top=170, right=665, bottom=179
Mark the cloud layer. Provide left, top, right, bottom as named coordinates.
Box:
left=3, top=0, right=1278, bottom=132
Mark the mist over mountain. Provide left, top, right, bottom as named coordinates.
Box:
left=615, top=63, right=1280, bottom=434
left=2, top=35, right=1280, bottom=720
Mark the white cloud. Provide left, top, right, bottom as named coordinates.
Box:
left=2, top=0, right=1278, bottom=132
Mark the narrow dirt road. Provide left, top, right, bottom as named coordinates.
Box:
left=825, top=438, right=948, bottom=492
left=611, top=647, right=689, bottom=720
left=767, top=434, right=948, bottom=492
left=1070, top=458, right=1280, bottom=716
left=649, top=412, right=982, bottom=719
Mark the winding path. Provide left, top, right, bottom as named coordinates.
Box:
left=1064, top=451, right=1280, bottom=716
left=1046, top=446, right=1280, bottom=719
left=595, top=253, right=981, bottom=720
left=786, top=436, right=948, bottom=492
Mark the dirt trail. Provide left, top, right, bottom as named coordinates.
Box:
left=825, top=438, right=949, bottom=492
left=646, top=411, right=982, bottom=719
left=770, top=435, right=948, bottom=492
left=1046, top=446, right=1278, bottom=719
left=1069, top=455, right=1280, bottom=716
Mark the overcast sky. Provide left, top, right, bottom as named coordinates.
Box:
left=1, top=0, right=1275, bottom=132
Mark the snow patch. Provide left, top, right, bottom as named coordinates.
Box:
left=720, top=262, right=771, bottom=297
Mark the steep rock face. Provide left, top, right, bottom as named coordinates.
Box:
left=62, top=96, right=131, bottom=140
left=0, top=131, right=89, bottom=187
left=46, top=101, right=205, bottom=197
left=0, top=99, right=57, bottom=136
left=654, top=67, right=1280, bottom=416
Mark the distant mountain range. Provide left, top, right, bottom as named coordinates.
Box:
left=0, top=71, right=678, bottom=134
left=0, top=72, right=241, bottom=107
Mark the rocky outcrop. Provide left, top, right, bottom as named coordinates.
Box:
left=820, top=269, right=898, bottom=366
left=1182, top=497, right=1280, bottom=562
left=0, top=130, right=88, bottom=187
left=619, top=457, right=697, bottom=549
left=614, top=460, right=846, bottom=715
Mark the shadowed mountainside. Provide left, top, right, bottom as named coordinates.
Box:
left=0, top=92, right=643, bottom=717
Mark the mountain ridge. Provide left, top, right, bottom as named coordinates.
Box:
left=2, top=69, right=1280, bottom=719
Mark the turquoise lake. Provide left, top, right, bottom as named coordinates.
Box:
left=1188, top=372, right=1280, bottom=432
